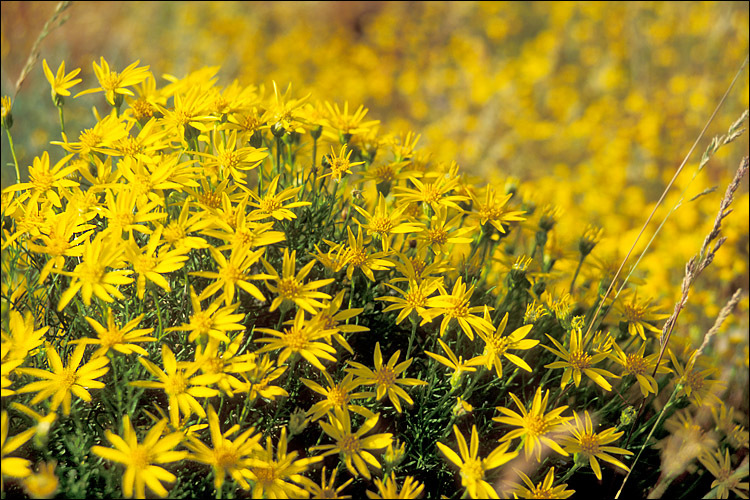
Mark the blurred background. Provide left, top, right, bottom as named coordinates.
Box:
left=1, top=1, right=749, bottom=339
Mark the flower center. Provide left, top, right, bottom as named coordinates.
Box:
left=252, top=464, right=278, bottom=486
left=427, top=228, right=448, bottom=245
left=374, top=365, right=396, bottom=388
left=578, top=433, right=601, bottom=456
left=422, top=184, right=441, bottom=204
left=220, top=264, right=244, bottom=284
left=347, top=248, right=368, bottom=268
left=31, top=171, right=55, bottom=193
left=371, top=217, right=393, bottom=235
left=166, top=372, right=188, bottom=396
left=625, top=354, right=648, bottom=375
left=284, top=326, right=308, bottom=352
left=80, top=129, right=102, bottom=149
left=190, top=311, right=213, bottom=336
left=130, top=444, right=151, bottom=470
left=278, top=278, right=302, bottom=299
left=327, top=385, right=350, bottom=407
left=523, top=414, right=549, bottom=437
left=568, top=350, right=592, bottom=370
left=100, top=327, right=124, bottom=348
left=460, top=457, right=484, bottom=484
left=213, top=444, right=239, bottom=469
left=338, top=434, right=361, bottom=454
left=260, top=198, right=282, bottom=213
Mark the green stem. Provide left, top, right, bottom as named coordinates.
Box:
left=5, top=127, right=21, bottom=184
left=406, top=316, right=419, bottom=359
left=151, top=287, right=164, bottom=341
left=57, top=105, right=65, bottom=135
left=569, top=254, right=586, bottom=294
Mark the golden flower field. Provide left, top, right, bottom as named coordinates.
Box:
left=1, top=2, right=748, bottom=498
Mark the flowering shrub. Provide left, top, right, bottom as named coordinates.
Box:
left=1, top=3, right=748, bottom=499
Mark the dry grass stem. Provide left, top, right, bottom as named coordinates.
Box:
left=13, top=1, right=72, bottom=98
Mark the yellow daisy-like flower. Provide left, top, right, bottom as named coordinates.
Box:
left=15, top=342, right=109, bottom=416
left=612, top=288, right=670, bottom=341
left=610, top=339, right=671, bottom=398
left=512, top=467, right=575, bottom=499
left=123, top=226, right=189, bottom=299
left=424, top=277, right=495, bottom=340
left=255, top=308, right=337, bottom=372
left=425, top=338, right=483, bottom=388
left=130, top=344, right=220, bottom=428
left=394, top=168, right=469, bottom=213
left=494, top=387, right=571, bottom=462
left=42, top=59, right=82, bottom=100
left=248, top=174, right=312, bottom=221
left=341, top=226, right=395, bottom=281
left=194, top=129, right=267, bottom=184
left=475, top=311, right=539, bottom=379
left=75, top=57, right=151, bottom=107
left=166, top=286, right=245, bottom=344
left=699, top=448, right=750, bottom=499
left=245, top=427, right=321, bottom=499
left=301, top=371, right=374, bottom=421
left=190, top=245, right=268, bottom=305
left=73, top=308, right=156, bottom=358
left=560, top=411, right=633, bottom=480
left=311, top=407, right=392, bottom=480
left=21, top=460, right=59, bottom=499
left=261, top=249, right=334, bottom=314
left=466, top=184, right=526, bottom=233
left=305, top=466, right=354, bottom=499
left=542, top=327, right=618, bottom=391
left=353, top=193, right=422, bottom=252
left=54, top=231, right=133, bottom=311
left=2, top=152, right=77, bottom=207
left=367, top=475, right=425, bottom=499
left=91, top=416, right=187, bottom=498
left=437, top=424, right=518, bottom=499
left=184, top=404, right=261, bottom=492
left=346, top=342, right=427, bottom=413
left=322, top=144, right=365, bottom=183
left=2, top=309, right=48, bottom=361
left=1, top=410, right=36, bottom=487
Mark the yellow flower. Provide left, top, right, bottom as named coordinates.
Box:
left=378, top=276, right=443, bottom=325
left=311, top=407, right=392, bottom=480
left=166, top=286, right=245, bottom=344
left=73, top=309, right=155, bottom=358
left=323, top=144, right=365, bottom=183
left=98, top=187, right=166, bottom=239
left=2, top=309, right=48, bottom=361
left=543, top=327, right=618, bottom=391
left=612, top=288, right=670, bottom=341
left=124, top=226, right=189, bottom=299
left=494, top=387, right=571, bottom=462
left=27, top=209, right=94, bottom=282
left=2, top=152, right=77, bottom=207
left=367, top=475, right=425, bottom=499
left=414, top=205, right=474, bottom=254
left=610, top=339, right=670, bottom=398
left=190, top=245, right=268, bottom=305
left=15, top=342, right=109, bottom=416
left=130, top=344, right=220, bottom=428
left=193, top=336, right=251, bottom=398
left=261, top=249, right=334, bottom=314
left=475, top=311, right=539, bottom=379
left=184, top=404, right=261, bottom=491
left=194, top=129, right=267, bottom=184
left=52, top=109, right=129, bottom=156
left=424, top=277, right=495, bottom=340
left=394, top=167, right=469, bottom=213
left=699, top=448, right=750, bottom=499
left=55, top=232, right=134, bottom=311
left=305, top=466, right=354, bottom=499
left=437, top=424, right=518, bottom=499
left=466, top=184, right=526, bottom=233
left=22, top=461, right=58, bottom=499
left=323, top=101, right=380, bottom=141
left=42, top=59, right=82, bottom=100
left=91, top=416, right=187, bottom=498
left=8, top=403, right=57, bottom=448
left=560, top=411, right=633, bottom=480
left=353, top=193, right=422, bottom=252
left=341, top=226, right=395, bottom=281
left=255, top=308, right=338, bottom=372
left=245, top=427, right=320, bottom=498
left=75, top=57, right=151, bottom=107
left=301, top=371, right=374, bottom=421
left=1, top=410, right=36, bottom=487
left=305, top=289, right=369, bottom=354
left=346, top=342, right=427, bottom=413
left=248, top=174, right=312, bottom=221
left=512, top=467, right=575, bottom=499
left=425, top=338, right=483, bottom=388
